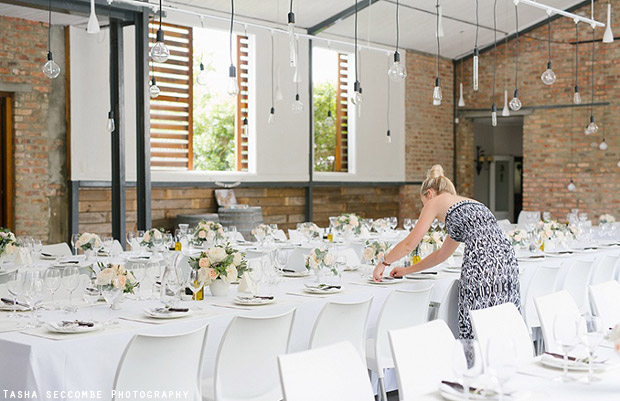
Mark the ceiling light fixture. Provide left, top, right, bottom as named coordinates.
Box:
left=509, top=3, right=522, bottom=111
left=150, top=0, right=170, bottom=63
left=473, top=0, right=479, bottom=91
left=388, top=0, right=406, bottom=82
left=432, top=0, right=442, bottom=106
left=541, top=11, right=556, bottom=85
left=573, top=21, right=582, bottom=104
left=288, top=0, right=297, bottom=68
left=491, top=0, right=498, bottom=127
left=227, top=0, right=239, bottom=97
left=603, top=2, right=614, bottom=43
left=42, top=0, right=60, bottom=79
left=269, top=30, right=276, bottom=124
left=351, top=0, right=363, bottom=113
left=585, top=20, right=598, bottom=135
left=87, top=0, right=101, bottom=34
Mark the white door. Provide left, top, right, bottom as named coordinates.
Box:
left=489, top=156, right=514, bottom=221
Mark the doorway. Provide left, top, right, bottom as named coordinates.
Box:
left=0, top=92, right=13, bottom=230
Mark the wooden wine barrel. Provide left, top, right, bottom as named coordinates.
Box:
left=175, top=213, right=219, bottom=229
left=218, top=206, right=263, bottom=240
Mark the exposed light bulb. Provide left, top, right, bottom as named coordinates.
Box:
left=86, top=0, right=100, bottom=34
left=567, top=180, right=577, bottom=192
left=388, top=52, right=407, bottom=82
left=42, top=52, right=60, bottom=79
left=458, top=83, right=466, bottom=107
left=585, top=115, right=599, bottom=135
left=324, top=110, right=334, bottom=127
left=541, top=61, right=556, bottom=85
left=599, top=138, right=608, bottom=150
left=268, top=107, right=276, bottom=124
left=351, top=81, right=363, bottom=106
left=150, top=30, right=170, bottom=63
left=149, top=78, right=160, bottom=98
left=473, top=48, right=479, bottom=91
left=603, top=3, right=614, bottom=43
left=293, top=66, right=302, bottom=84
left=106, top=111, right=115, bottom=133
left=509, top=89, right=521, bottom=111
left=433, top=77, right=442, bottom=106
left=573, top=85, right=582, bottom=104
left=196, top=62, right=208, bottom=86
left=227, top=65, right=239, bottom=96
left=502, top=90, right=510, bottom=117
left=437, top=5, right=445, bottom=38
left=386, top=129, right=392, bottom=144
left=291, top=94, right=303, bottom=114
left=491, top=104, right=497, bottom=127
left=288, top=12, right=297, bottom=68
left=617, top=159, right=620, bottom=168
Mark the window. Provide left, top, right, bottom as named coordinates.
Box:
left=313, top=47, right=351, bottom=172
left=149, top=22, right=250, bottom=172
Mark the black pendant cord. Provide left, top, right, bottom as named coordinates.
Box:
left=513, top=4, right=519, bottom=93
left=354, top=0, right=359, bottom=82
left=547, top=15, right=552, bottom=63
left=435, top=0, right=440, bottom=78
left=386, top=55, right=391, bottom=130
left=159, top=0, right=162, bottom=30
left=474, top=0, right=479, bottom=49
left=270, top=32, right=275, bottom=109
left=289, top=0, right=293, bottom=14
left=150, top=18, right=155, bottom=81
left=47, top=0, right=51, bottom=53
left=590, top=28, right=595, bottom=117
left=229, top=0, right=235, bottom=66
left=575, top=24, right=579, bottom=88
left=395, top=0, right=400, bottom=53
left=492, top=0, right=497, bottom=105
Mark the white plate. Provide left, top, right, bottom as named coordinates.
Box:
left=406, top=273, right=438, bottom=280
left=143, top=308, right=192, bottom=319
left=343, top=265, right=361, bottom=272
left=282, top=270, right=310, bottom=278
left=443, top=266, right=462, bottom=274
left=46, top=321, right=102, bottom=334
left=516, top=255, right=546, bottom=262
left=367, top=277, right=404, bottom=285
left=543, top=251, right=574, bottom=258
left=233, top=296, right=275, bottom=306
left=304, top=286, right=342, bottom=294
left=439, top=382, right=499, bottom=401
left=39, top=254, right=60, bottom=260
left=540, top=353, right=608, bottom=371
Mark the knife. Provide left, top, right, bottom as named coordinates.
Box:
left=1, top=297, right=29, bottom=307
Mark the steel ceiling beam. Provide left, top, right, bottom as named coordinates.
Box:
left=307, top=0, right=380, bottom=35
left=0, top=0, right=143, bottom=21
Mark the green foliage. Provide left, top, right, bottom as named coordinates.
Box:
left=313, top=82, right=338, bottom=172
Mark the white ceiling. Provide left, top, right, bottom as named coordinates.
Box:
left=0, top=0, right=597, bottom=59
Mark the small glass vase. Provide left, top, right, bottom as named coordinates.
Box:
left=209, top=279, right=230, bottom=297
left=111, top=292, right=124, bottom=310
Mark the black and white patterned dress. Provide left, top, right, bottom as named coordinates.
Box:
left=445, top=200, right=521, bottom=339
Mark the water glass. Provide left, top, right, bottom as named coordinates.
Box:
left=403, top=218, right=413, bottom=231
left=71, top=233, right=80, bottom=256
left=452, top=339, right=483, bottom=401
left=62, top=266, right=81, bottom=313
left=22, top=271, right=44, bottom=328
left=187, top=269, right=205, bottom=300
left=486, top=338, right=517, bottom=400
left=6, top=271, right=24, bottom=318
left=578, top=315, right=605, bottom=383
left=553, top=314, right=580, bottom=382
left=146, top=261, right=162, bottom=300
left=129, top=262, right=147, bottom=300
left=43, top=268, right=61, bottom=310
left=101, top=282, right=122, bottom=309
left=125, top=231, right=136, bottom=252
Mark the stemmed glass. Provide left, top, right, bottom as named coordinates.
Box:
left=553, top=314, right=580, bottom=382
left=273, top=247, right=290, bottom=274
left=578, top=315, right=605, bottom=383
left=486, top=338, right=518, bottom=401
left=162, top=265, right=184, bottom=305
left=247, top=259, right=265, bottom=294
left=6, top=271, right=24, bottom=318
left=101, top=279, right=122, bottom=314
left=43, top=268, right=61, bottom=310
left=22, top=271, right=44, bottom=328
left=129, top=262, right=147, bottom=300
left=126, top=231, right=136, bottom=253
left=82, top=281, right=100, bottom=320
left=228, top=226, right=238, bottom=245
left=146, top=261, right=162, bottom=300
left=187, top=269, right=205, bottom=301
left=452, top=339, right=484, bottom=401
left=71, top=233, right=80, bottom=256
left=62, top=266, right=80, bottom=313
left=403, top=218, right=413, bottom=232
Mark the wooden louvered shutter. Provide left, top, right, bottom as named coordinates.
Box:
left=149, top=22, right=193, bottom=170
left=335, top=53, right=349, bottom=173
left=235, top=35, right=250, bottom=172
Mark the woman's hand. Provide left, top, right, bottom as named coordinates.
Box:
left=390, top=266, right=409, bottom=278
left=372, top=263, right=385, bottom=282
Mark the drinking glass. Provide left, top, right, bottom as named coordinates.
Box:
left=62, top=266, right=81, bottom=313
left=6, top=271, right=24, bottom=318
left=43, top=268, right=61, bottom=310
left=543, top=211, right=551, bottom=222
left=452, top=339, right=484, bottom=401
left=129, top=262, right=147, bottom=300
left=32, top=239, right=42, bottom=259
left=228, top=226, right=238, bottom=244
left=578, top=315, right=605, bottom=383
left=22, top=271, right=44, bottom=328
left=403, top=218, right=413, bottom=232
left=71, top=233, right=80, bottom=256
left=187, top=269, right=205, bottom=301
left=136, top=230, right=145, bottom=250
left=162, top=266, right=184, bottom=305
left=125, top=231, right=136, bottom=252
left=101, top=281, right=122, bottom=309
left=273, top=248, right=290, bottom=273
left=486, top=338, right=518, bottom=401
left=553, top=314, right=580, bottom=382
left=146, top=261, right=162, bottom=300
left=247, top=259, right=265, bottom=294
left=82, top=281, right=100, bottom=320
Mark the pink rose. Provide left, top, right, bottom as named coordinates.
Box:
left=208, top=268, right=218, bottom=280
left=199, top=230, right=207, bottom=239
left=199, top=257, right=210, bottom=268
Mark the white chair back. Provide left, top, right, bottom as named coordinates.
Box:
left=286, top=248, right=312, bottom=272
left=112, top=324, right=208, bottom=401
left=590, top=255, right=619, bottom=286
left=278, top=342, right=374, bottom=401
left=287, top=229, right=301, bottom=242
left=436, top=279, right=459, bottom=337
left=534, top=290, right=582, bottom=353
left=517, top=211, right=541, bottom=226
left=112, top=239, right=124, bottom=254
left=497, top=219, right=513, bottom=232
left=558, top=259, right=595, bottom=313
left=589, top=281, right=620, bottom=328
left=389, top=320, right=456, bottom=400
left=333, top=246, right=361, bottom=267
left=41, top=242, right=72, bottom=257
left=522, top=265, right=561, bottom=329
left=470, top=303, right=534, bottom=366
left=214, top=310, right=295, bottom=401
left=310, top=298, right=373, bottom=360
left=273, top=229, right=287, bottom=242
left=369, top=287, right=433, bottom=375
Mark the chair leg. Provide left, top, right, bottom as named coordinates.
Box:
left=378, top=377, right=388, bottom=401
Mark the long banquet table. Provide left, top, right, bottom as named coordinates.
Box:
left=0, top=240, right=619, bottom=401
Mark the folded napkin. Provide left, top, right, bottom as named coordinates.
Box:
left=61, top=320, right=95, bottom=328
left=237, top=271, right=257, bottom=294
left=14, top=248, right=33, bottom=266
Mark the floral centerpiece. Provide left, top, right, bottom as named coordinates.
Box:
left=298, top=222, right=321, bottom=241
left=95, top=263, right=139, bottom=294
left=506, top=228, right=528, bottom=247
left=75, top=233, right=102, bottom=254
left=371, top=218, right=390, bottom=233
left=189, top=244, right=248, bottom=296
left=599, top=214, right=616, bottom=224
left=567, top=224, right=582, bottom=239
left=140, top=228, right=165, bottom=248
left=333, top=213, right=361, bottom=235
left=362, top=241, right=391, bottom=265
left=251, top=224, right=274, bottom=242
left=412, top=230, right=445, bottom=259
left=194, top=220, right=225, bottom=245
left=0, top=228, right=18, bottom=258
left=535, top=220, right=564, bottom=241
left=305, top=247, right=338, bottom=276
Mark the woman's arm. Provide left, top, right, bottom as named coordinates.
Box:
left=372, top=201, right=437, bottom=281
left=389, top=236, right=460, bottom=277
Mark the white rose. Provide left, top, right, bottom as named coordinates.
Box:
left=514, top=234, right=522, bottom=242
left=143, top=232, right=151, bottom=243
left=96, top=268, right=115, bottom=285
left=349, top=215, right=359, bottom=226
left=232, top=252, right=243, bottom=266
left=199, top=230, right=207, bottom=239
left=5, top=243, right=17, bottom=254
left=344, top=224, right=353, bottom=232
left=153, top=230, right=163, bottom=240
left=323, top=252, right=334, bottom=266
left=207, top=247, right=227, bottom=264
left=226, top=266, right=238, bottom=283
left=207, top=231, right=216, bottom=242
left=362, top=247, right=375, bottom=262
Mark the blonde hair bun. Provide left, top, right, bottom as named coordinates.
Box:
left=420, top=164, right=456, bottom=196
left=428, top=164, right=445, bottom=179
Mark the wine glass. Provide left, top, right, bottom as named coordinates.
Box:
left=71, top=233, right=80, bottom=256
left=187, top=269, right=205, bottom=301
left=403, top=218, right=413, bottom=232
left=247, top=259, right=265, bottom=294
left=162, top=266, right=184, bottom=305
left=452, top=339, right=484, bottom=401
left=146, top=261, right=162, bottom=300
left=553, top=314, right=580, bottom=382
left=82, top=281, right=100, bottom=320
left=578, top=315, right=605, bottom=383
left=129, top=262, right=147, bottom=300
left=486, top=338, right=518, bottom=401
left=100, top=280, right=122, bottom=311
left=125, top=231, right=136, bottom=252
left=228, top=226, right=238, bottom=245
left=543, top=211, right=551, bottom=222
left=6, top=271, right=24, bottom=318
left=22, top=271, right=44, bottom=328
left=43, top=268, right=61, bottom=310
left=62, top=266, right=80, bottom=313
left=273, top=248, right=290, bottom=274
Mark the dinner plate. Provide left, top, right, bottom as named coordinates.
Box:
left=367, top=277, right=404, bottom=285
left=0, top=303, right=30, bottom=312
left=540, top=353, right=609, bottom=372
left=143, top=307, right=192, bottom=319
left=39, top=254, right=60, bottom=260
left=516, top=255, right=546, bottom=262
left=439, top=382, right=500, bottom=401
left=233, top=296, right=275, bottom=306
left=304, top=285, right=342, bottom=294
left=443, top=266, right=462, bottom=274
left=406, top=273, right=438, bottom=280
left=543, top=251, right=574, bottom=258
left=46, top=321, right=102, bottom=334
left=282, top=270, right=310, bottom=278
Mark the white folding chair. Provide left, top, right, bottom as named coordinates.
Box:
left=309, top=298, right=373, bottom=361
left=435, top=279, right=459, bottom=338
left=589, top=255, right=619, bottom=286
left=40, top=242, right=72, bottom=257
left=558, top=259, right=595, bottom=313
left=287, top=229, right=301, bottom=242
left=366, top=287, right=432, bottom=401
left=470, top=303, right=534, bottom=366
left=389, top=320, right=456, bottom=400
left=113, top=324, right=208, bottom=401
left=273, top=229, right=287, bottom=242
left=278, top=342, right=374, bottom=401
left=534, top=290, right=582, bottom=353
left=589, top=281, right=620, bottom=328
left=522, top=265, right=561, bottom=331
left=203, top=309, right=296, bottom=401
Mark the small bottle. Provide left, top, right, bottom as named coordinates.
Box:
left=327, top=227, right=333, bottom=243
left=174, top=237, right=181, bottom=252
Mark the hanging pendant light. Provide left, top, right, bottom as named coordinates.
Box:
left=436, top=1, right=445, bottom=38
left=268, top=107, right=276, bottom=124
left=432, top=0, right=442, bottom=106
left=227, top=0, right=239, bottom=97
left=388, top=0, right=406, bottom=82
left=351, top=1, right=363, bottom=113
left=288, top=0, right=297, bottom=68
left=106, top=111, right=115, bottom=132
left=573, top=22, right=582, bottom=104
left=325, top=110, right=335, bottom=127
left=599, top=138, right=608, bottom=150
left=502, top=35, right=509, bottom=117
left=541, top=13, right=556, bottom=85
left=567, top=179, right=577, bottom=192
left=386, top=54, right=392, bottom=142
left=291, top=93, right=304, bottom=114
left=149, top=78, right=160, bottom=98
left=150, top=0, right=170, bottom=63
left=585, top=25, right=598, bottom=135
left=502, top=90, right=510, bottom=116
left=269, top=31, right=276, bottom=124
left=196, top=58, right=208, bottom=86
left=603, top=2, right=614, bottom=43
left=473, top=0, right=479, bottom=91
left=458, top=83, right=466, bottom=107
left=490, top=0, right=499, bottom=127
left=42, top=0, right=60, bottom=79
left=87, top=0, right=100, bottom=34
left=386, top=129, right=392, bottom=144
left=509, top=3, right=521, bottom=111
